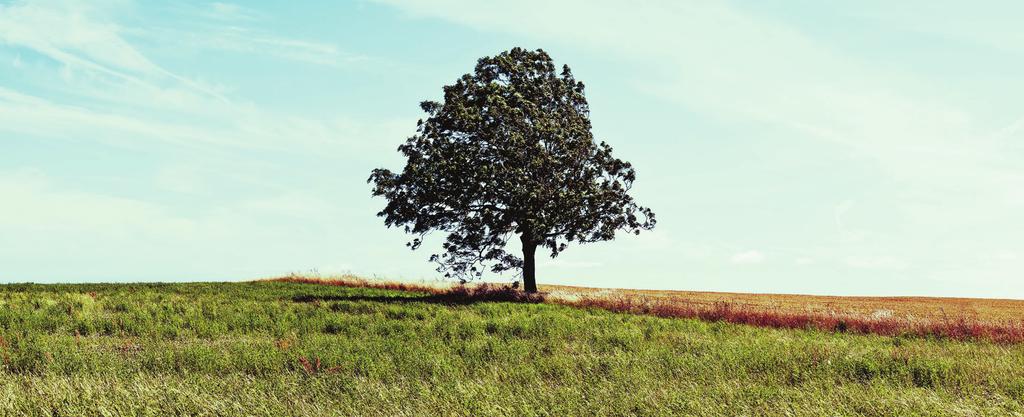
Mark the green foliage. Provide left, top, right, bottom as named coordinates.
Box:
left=369, top=48, right=655, bottom=289
left=0, top=282, right=1022, bottom=416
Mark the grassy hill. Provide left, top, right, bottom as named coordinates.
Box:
left=1, top=280, right=1022, bottom=416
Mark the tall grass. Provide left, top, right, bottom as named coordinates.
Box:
left=1, top=280, right=1022, bottom=415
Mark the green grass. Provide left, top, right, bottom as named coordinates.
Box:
left=0, top=281, right=1022, bottom=416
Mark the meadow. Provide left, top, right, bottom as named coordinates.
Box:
left=1, top=279, right=1022, bottom=416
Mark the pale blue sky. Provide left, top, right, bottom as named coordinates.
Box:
left=1, top=1, right=1022, bottom=297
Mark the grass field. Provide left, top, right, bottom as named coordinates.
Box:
left=1, top=280, right=1023, bottom=416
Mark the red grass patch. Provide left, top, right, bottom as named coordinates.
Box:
left=559, top=295, right=1024, bottom=343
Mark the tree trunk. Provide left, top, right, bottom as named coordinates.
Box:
left=521, top=235, right=538, bottom=293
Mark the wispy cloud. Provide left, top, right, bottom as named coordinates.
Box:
left=177, top=26, right=369, bottom=68
left=0, top=1, right=378, bottom=153
left=0, top=85, right=362, bottom=152
left=203, top=2, right=262, bottom=21
left=992, top=117, right=1024, bottom=141
left=149, top=1, right=369, bottom=68
left=795, top=257, right=814, bottom=266
left=0, top=1, right=404, bottom=284
left=0, top=1, right=228, bottom=101
left=731, top=250, right=765, bottom=265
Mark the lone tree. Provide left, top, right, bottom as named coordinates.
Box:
left=369, top=48, right=655, bottom=293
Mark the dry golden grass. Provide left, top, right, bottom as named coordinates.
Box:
left=541, top=284, right=1024, bottom=323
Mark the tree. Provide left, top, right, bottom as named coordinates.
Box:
left=369, top=47, right=655, bottom=293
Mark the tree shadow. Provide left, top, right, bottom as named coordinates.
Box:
left=289, top=286, right=544, bottom=306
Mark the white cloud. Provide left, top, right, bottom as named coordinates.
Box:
left=0, top=0, right=386, bottom=281
left=164, top=26, right=368, bottom=68
left=141, top=1, right=367, bottom=68
left=0, top=1, right=155, bottom=74
left=0, top=169, right=341, bottom=237
left=0, top=169, right=354, bottom=280
left=0, top=85, right=361, bottom=153
left=731, top=250, right=765, bottom=264
left=0, top=0, right=386, bottom=163
left=0, top=1, right=228, bottom=101
left=0, top=170, right=197, bottom=238
left=0, top=0, right=361, bottom=120
left=795, top=257, right=814, bottom=266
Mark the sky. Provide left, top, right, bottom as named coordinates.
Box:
left=1, top=0, right=1022, bottom=298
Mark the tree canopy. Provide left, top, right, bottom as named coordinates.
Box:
left=369, top=47, right=655, bottom=292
